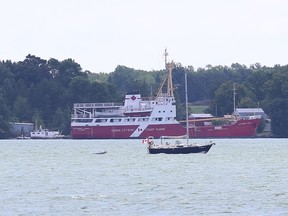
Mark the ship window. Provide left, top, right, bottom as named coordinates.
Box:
left=76, top=119, right=93, bottom=123
left=124, top=118, right=136, bottom=122
left=110, top=119, right=121, bottom=122
left=138, top=118, right=149, bottom=122
left=95, top=119, right=107, bottom=123
left=152, top=118, right=162, bottom=121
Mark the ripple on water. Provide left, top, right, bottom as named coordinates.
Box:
left=0, top=138, right=287, bottom=215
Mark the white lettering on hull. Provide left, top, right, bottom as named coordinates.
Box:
left=130, top=123, right=150, bottom=138
left=111, top=128, right=135, bottom=133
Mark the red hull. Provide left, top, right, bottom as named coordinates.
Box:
left=70, top=118, right=260, bottom=139
left=70, top=124, right=185, bottom=139
left=188, top=118, right=259, bottom=138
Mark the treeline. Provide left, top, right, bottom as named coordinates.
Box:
left=0, top=55, right=288, bottom=138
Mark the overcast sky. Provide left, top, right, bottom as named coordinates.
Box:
left=2, top=0, right=288, bottom=73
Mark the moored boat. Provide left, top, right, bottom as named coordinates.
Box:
left=16, top=135, right=30, bottom=139
left=144, top=73, right=215, bottom=154
left=144, top=136, right=215, bottom=154
left=30, top=125, right=65, bottom=139
left=70, top=50, right=260, bottom=139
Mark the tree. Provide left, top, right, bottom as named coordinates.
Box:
left=14, top=54, right=51, bottom=86
left=53, top=58, right=87, bottom=87
left=51, top=107, right=71, bottom=134
left=267, top=99, right=288, bottom=137
left=12, top=96, right=33, bottom=122
left=67, top=76, right=92, bottom=103
left=213, top=81, right=235, bottom=116
left=0, top=94, right=10, bottom=138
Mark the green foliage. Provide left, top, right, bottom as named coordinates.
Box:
left=212, top=120, right=228, bottom=126
left=0, top=94, right=11, bottom=138
left=12, top=96, right=33, bottom=122
left=265, top=99, right=288, bottom=137
left=257, top=117, right=266, bottom=133
left=191, top=106, right=208, bottom=113
left=108, top=65, right=158, bottom=99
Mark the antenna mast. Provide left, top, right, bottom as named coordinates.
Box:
left=164, top=48, right=168, bottom=67
left=233, top=83, right=236, bottom=113
left=157, top=49, right=174, bottom=97
left=165, top=49, right=174, bottom=97
left=185, top=73, right=189, bottom=144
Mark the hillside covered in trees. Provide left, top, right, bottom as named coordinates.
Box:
left=0, top=55, right=288, bottom=138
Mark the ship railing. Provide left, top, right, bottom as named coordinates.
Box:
left=124, top=107, right=152, bottom=112
left=72, top=114, right=90, bottom=118
left=141, top=95, right=174, bottom=101
left=240, top=115, right=262, bottom=120
left=74, top=102, right=123, bottom=108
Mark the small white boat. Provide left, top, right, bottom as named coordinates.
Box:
left=30, top=125, right=65, bottom=139
left=16, top=135, right=30, bottom=139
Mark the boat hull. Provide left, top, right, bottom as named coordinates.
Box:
left=70, top=123, right=186, bottom=139
left=188, top=118, right=260, bottom=138
left=70, top=118, right=260, bottom=139
left=148, top=144, right=214, bottom=154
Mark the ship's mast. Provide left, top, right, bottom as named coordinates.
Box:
left=165, top=49, right=174, bottom=97
left=156, top=49, right=174, bottom=97
left=233, top=83, right=236, bottom=113
left=185, top=72, right=189, bottom=144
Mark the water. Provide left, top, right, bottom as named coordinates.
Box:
left=0, top=138, right=287, bottom=216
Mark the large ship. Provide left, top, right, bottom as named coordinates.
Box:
left=70, top=50, right=260, bottom=139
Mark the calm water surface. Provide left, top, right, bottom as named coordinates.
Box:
left=0, top=138, right=287, bottom=216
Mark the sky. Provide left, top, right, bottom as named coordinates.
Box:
left=1, top=0, right=288, bottom=73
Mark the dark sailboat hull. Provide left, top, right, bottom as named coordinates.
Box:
left=148, top=143, right=214, bottom=154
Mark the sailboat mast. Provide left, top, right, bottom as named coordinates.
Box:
left=185, top=73, right=189, bottom=144
left=233, top=83, right=236, bottom=113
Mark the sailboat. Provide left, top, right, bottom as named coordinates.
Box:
left=144, top=73, right=215, bottom=154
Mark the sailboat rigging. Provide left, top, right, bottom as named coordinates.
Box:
left=144, top=71, right=215, bottom=154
